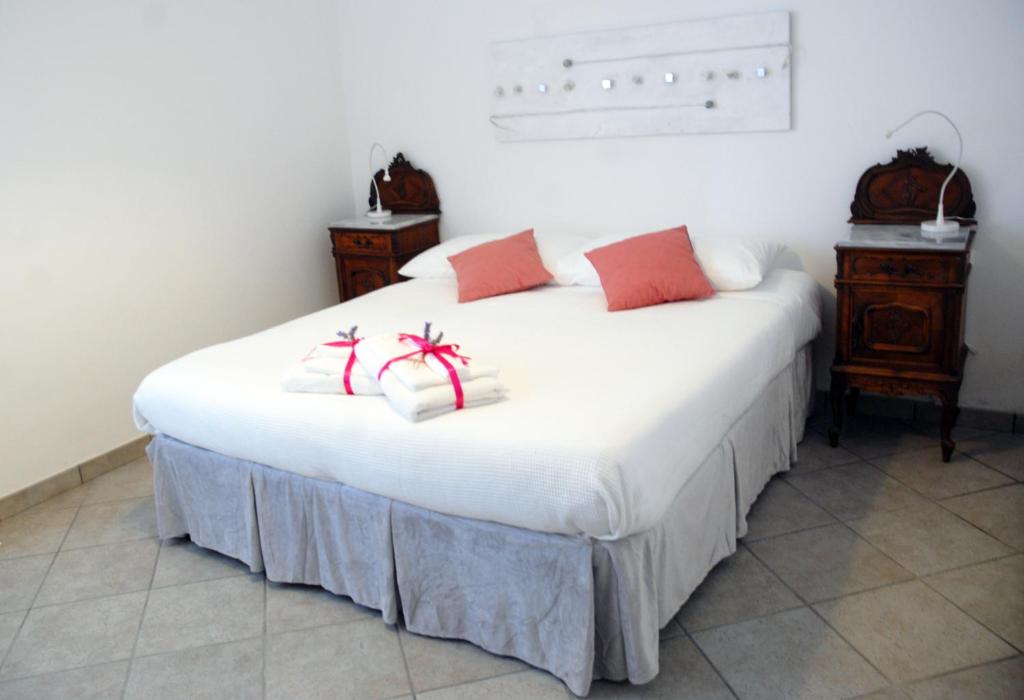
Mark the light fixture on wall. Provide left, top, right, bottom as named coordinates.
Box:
left=366, top=142, right=393, bottom=220
left=885, top=110, right=963, bottom=239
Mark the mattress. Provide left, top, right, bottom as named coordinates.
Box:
left=133, top=269, right=821, bottom=539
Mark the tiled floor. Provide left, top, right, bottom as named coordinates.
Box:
left=0, top=416, right=1021, bottom=699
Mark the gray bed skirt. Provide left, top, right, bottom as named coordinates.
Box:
left=149, top=345, right=813, bottom=696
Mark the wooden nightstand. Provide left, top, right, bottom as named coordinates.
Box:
left=831, top=147, right=978, bottom=463
left=328, top=214, right=439, bottom=302
left=328, top=151, right=442, bottom=302
left=829, top=227, right=975, bottom=462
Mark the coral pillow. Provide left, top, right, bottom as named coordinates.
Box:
left=447, top=229, right=553, bottom=302
left=584, top=226, right=714, bottom=311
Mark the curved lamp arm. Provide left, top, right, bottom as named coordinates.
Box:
left=885, top=110, right=962, bottom=226
left=368, top=142, right=393, bottom=218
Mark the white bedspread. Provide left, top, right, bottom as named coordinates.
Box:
left=133, top=270, right=821, bottom=539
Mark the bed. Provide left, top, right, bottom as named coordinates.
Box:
left=134, top=269, right=821, bottom=695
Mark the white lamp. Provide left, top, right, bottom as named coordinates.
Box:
left=366, top=142, right=393, bottom=220
left=885, top=110, right=963, bottom=239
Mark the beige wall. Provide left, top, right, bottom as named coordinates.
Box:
left=337, top=0, right=1024, bottom=414
left=0, top=0, right=354, bottom=498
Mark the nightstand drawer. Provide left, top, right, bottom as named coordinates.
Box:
left=328, top=214, right=440, bottom=302
left=333, top=231, right=392, bottom=255
left=341, top=256, right=392, bottom=298
left=840, top=251, right=961, bottom=284
left=846, top=286, right=947, bottom=370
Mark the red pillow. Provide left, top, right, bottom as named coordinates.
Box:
left=447, top=229, right=553, bottom=302
left=584, top=226, right=714, bottom=311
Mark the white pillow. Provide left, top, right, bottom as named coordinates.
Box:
left=399, top=231, right=589, bottom=281
left=693, top=239, right=786, bottom=291
left=555, top=233, right=785, bottom=291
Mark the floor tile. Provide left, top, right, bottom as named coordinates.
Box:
left=925, top=555, right=1024, bottom=650
left=418, top=668, right=569, bottom=699
left=814, top=580, right=1014, bottom=682
left=151, top=537, right=250, bottom=588
left=941, top=484, right=1024, bottom=550
left=788, top=462, right=927, bottom=521
left=400, top=628, right=526, bottom=693
left=22, top=484, right=88, bottom=514
left=0, top=554, right=52, bottom=613
left=61, top=497, right=156, bottom=550
left=125, top=637, right=263, bottom=700
left=748, top=524, right=913, bottom=602
left=0, top=610, right=26, bottom=661
left=676, top=546, right=802, bottom=633
left=692, top=607, right=887, bottom=699
left=0, top=660, right=129, bottom=700
left=847, top=502, right=1012, bottom=575
left=587, top=636, right=734, bottom=698
left=807, top=408, right=831, bottom=432
left=658, top=618, right=684, bottom=641
left=0, top=591, right=146, bottom=680
left=4, top=415, right=1016, bottom=699
left=742, top=479, right=835, bottom=541
left=856, top=688, right=912, bottom=699
left=34, top=539, right=158, bottom=607
left=82, top=458, right=154, bottom=505
left=791, top=431, right=860, bottom=473
left=266, top=619, right=410, bottom=700
left=0, top=507, right=77, bottom=561
left=957, top=433, right=1024, bottom=481
left=856, top=395, right=916, bottom=421
left=266, top=581, right=375, bottom=634
left=871, top=448, right=1012, bottom=499
left=831, top=415, right=935, bottom=460
left=909, top=420, right=998, bottom=444
left=136, top=574, right=264, bottom=657
left=904, top=655, right=1024, bottom=699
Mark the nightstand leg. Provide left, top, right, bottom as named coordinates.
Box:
left=828, top=372, right=846, bottom=448
left=938, top=388, right=960, bottom=463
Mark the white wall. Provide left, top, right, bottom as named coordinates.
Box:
left=337, top=0, right=1024, bottom=413
left=0, top=0, right=353, bottom=498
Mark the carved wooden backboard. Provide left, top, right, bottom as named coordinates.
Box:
left=849, top=148, right=976, bottom=225
left=369, top=153, right=441, bottom=214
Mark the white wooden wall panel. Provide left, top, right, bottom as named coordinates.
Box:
left=489, top=12, right=791, bottom=141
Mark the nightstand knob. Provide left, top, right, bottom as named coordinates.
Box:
left=879, top=262, right=897, bottom=275
left=903, top=263, right=919, bottom=275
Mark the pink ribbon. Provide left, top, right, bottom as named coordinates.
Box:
left=377, top=333, right=472, bottom=409
left=321, top=339, right=361, bottom=395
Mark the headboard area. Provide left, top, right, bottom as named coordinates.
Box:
left=849, top=147, right=976, bottom=225
left=368, top=153, right=441, bottom=214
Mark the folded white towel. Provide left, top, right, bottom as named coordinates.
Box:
left=355, top=333, right=498, bottom=392
left=280, top=364, right=380, bottom=396
left=378, top=372, right=506, bottom=422
left=281, top=343, right=382, bottom=396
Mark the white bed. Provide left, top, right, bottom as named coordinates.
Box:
left=136, top=268, right=821, bottom=694
left=134, top=269, right=820, bottom=540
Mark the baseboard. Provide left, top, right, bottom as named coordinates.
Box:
left=0, top=435, right=151, bottom=521
left=813, top=390, right=1021, bottom=433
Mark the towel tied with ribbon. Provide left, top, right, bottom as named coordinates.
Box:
left=377, top=333, right=472, bottom=409
left=305, top=338, right=362, bottom=395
